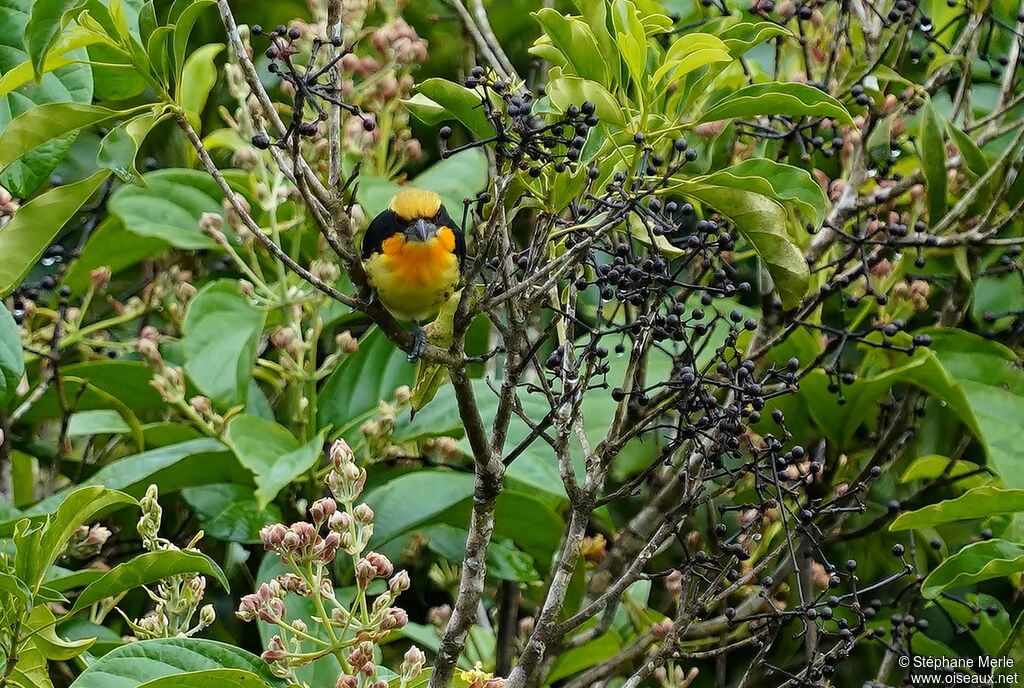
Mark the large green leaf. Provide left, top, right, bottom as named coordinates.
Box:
left=363, top=470, right=475, bottom=547
left=890, top=486, right=1024, bottom=531
left=108, top=168, right=226, bottom=248
left=420, top=523, right=540, bottom=582
left=650, top=33, right=731, bottom=86
left=24, top=0, right=84, bottom=80
left=224, top=415, right=326, bottom=508
left=178, top=43, right=222, bottom=131
left=138, top=670, right=275, bottom=688
left=64, top=217, right=168, bottom=291
left=0, top=103, right=127, bottom=173
left=919, top=101, right=947, bottom=223
left=696, top=82, right=854, bottom=125
left=17, top=360, right=163, bottom=421
left=65, top=549, right=228, bottom=616
left=14, top=486, right=136, bottom=591
left=318, top=327, right=415, bottom=442
left=181, top=483, right=282, bottom=544
left=672, top=181, right=809, bottom=308
left=547, top=76, right=627, bottom=127
left=0, top=301, right=24, bottom=410
left=182, top=280, right=266, bottom=410
left=0, top=0, right=93, bottom=195
left=923, top=329, right=1024, bottom=486
left=8, top=438, right=232, bottom=523
left=921, top=539, right=1024, bottom=599
left=69, top=638, right=286, bottom=688
left=97, top=108, right=164, bottom=185
left=0, top=170, right=109, bottom=297
left=404, top=78, right=493, bottom=139
left=532, top=9, right=609, bottom=84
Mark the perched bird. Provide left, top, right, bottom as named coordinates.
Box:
left=361, top=188, right=465, bottom=360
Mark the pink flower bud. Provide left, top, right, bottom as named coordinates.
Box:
left=367, top=552, right=393, bottom=578
left=261, top=635, right=287, bottom=663
left=380, top=607, right=408, bottom=630
left=330, top=439, right=355, bottom=468
left=310, top=497, right=338, bottom=525
left=353, top=504, right=374, bottom=524
left=389, top=570, right=411, bottom=594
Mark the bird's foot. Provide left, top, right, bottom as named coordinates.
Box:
left=407, top=326, right=426, bottom=363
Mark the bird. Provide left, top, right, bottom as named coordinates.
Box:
left=361, top=188, right=465, bottom=361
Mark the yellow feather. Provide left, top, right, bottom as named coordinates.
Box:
left=390, top=188, right=442, bottom=221
left=365, top=229, right=460, bottom=321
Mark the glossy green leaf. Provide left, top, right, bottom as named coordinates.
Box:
left=0, top=302, right=24, bottom=410
left=108, top=168, right=225, bottom=248
left=673, top=181, right=808, bottom=308
left=66, top=549, right=228, bottom=616
left=920, top=101, right=947, bottom=222
left=363, top=470, right=475, bottom=547
left=27, top=605, right=94, bottom=660
left=890, top=486, right=1024, bottom=531
left=138, top=670, right=276, bottom=688
left=182, top=280, right=266, bottom=409
left=696, top=82, right=854, bottom=125
left=420, top=523, right=540, bottom=582
left=0, top=28, right=104, bottom=100
left=178, top=43, right=223, bottom=131
left=69, top=638, right=287, bottom=688
left=14, top=486, right=136, bottom=591
left=533, top=9, right=608, bottom=83
left=225, top=415, right=326, bottom=508
left=0, top=170, right=109, bottom=297
left=67, top=409, right=131, bottom=436
left=406, top=78, right=493, bottom=139
left=318, top=327, right=415, bottom=442
left=97, top=109, right=164, bottom=186
left=24, top=0, right=84, bottom=80
left=651, top=33, right=731, bottom=86
left=0, top=102, right=120, bottom=173
left=0, top=0, right=93, bottom=195
left=899, top=454, right=983, bottom=484
left=14, top=438, right=231, bottom=521
left=181, top=483, right=282, bottom=544
left=547, top=76, right=627, bottom=127
left=171, top=0, right=214, bottom=86
left=921, top=539, right=1024, bottom=598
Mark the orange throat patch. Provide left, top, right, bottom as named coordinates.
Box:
left=379, top=227, right=458, bottom=286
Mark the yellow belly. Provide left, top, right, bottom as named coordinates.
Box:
left=364, top=249, right=460, bottom=322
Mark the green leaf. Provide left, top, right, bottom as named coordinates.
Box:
left=0, top=170, right=110, bottom=297
left=919, top=101, right=947, bottom=222
left=97, top=109, right=164, bottom=186
left=138, top=670, right=276, bottom=688
left=181, top=484, right=282, bottom=544
left=651, top=33, right=732, bottom=86
left=171, top=0, right=214, bottom=87
left=67, top=409, right=131, bottom=436
left=64, top=217, right=168, bottom=291
left=15, top=360, right=162, bottom=422
left=318, top=328, right=415, bottom=442
left=178, top=43, right=223, bottom=131
left=0, top=103, right=124, bottom=173
left=611, top=0, right=646, bottom=85
left=0, top=0, right=93, bottom=196
left=899, top=454, right=983, bottom=484
left=182, top=483, right=282, bottom=544
left=363, top=470, right=475, bottom=547
left=921, top=539, right=1024, bottom=599
left=890, top=486, right=1024, bottom=531
left=0, top=28, right=104, bottom=100
left=692, top=159, right=828, bottom=229
left=547, top=76, right=626, bottom=127
left=406, top=78, right=493, bottom=139
left=696, top=82, right=854, bottom=125
left=13, top=438, right=231, bottom=522
left=533, top=9, right=608, bottom=84
left=28, top=605, right=94, bottom=660
left=420, top=523, right=539, bottom=582
left=69, top=638, right=287, bottom=688
left=24, top=0, right=84, bottom=81
left=717, top=21, right=791, bottom=56
left=108, top=168, right=225, bottom=248
left=923, top=329, right=1024, bottom=487
left=672, top=181, right=808, bottom=308
left=225, top=416, right=326, bottom=508
left=0, top=302, right=24, bottom=410
left=15, top=486, right=136, bottom=591
left=183, top=280, right=266, bottom=409
left=65, top=549, right=228, bottom=616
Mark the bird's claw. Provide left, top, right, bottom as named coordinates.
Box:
left=407, top=327, right=426, bottom=363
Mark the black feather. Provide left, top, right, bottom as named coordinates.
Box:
left=361, top=209, right=400, bottom=259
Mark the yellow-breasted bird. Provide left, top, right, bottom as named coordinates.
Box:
left=361, top=188, right=465, bottom=360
